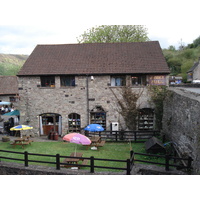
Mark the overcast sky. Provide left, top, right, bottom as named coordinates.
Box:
left=0, top=0, right=200, bottom=54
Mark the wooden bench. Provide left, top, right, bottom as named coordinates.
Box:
left=24, top=140, right=33, bottom=144
left=61, top=159, right=89, bottom=169
left=82, top=144, right=92, bottom=150
left=78, top=159, right=89, bottom=169
left=10, top=140, right=33, bottom=148
left=96, top=140, right=106, bottom=147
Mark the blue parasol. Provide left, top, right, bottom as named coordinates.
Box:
left=84, top=124, right=104, bottom=132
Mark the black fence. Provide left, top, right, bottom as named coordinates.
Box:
left=0, top=149, right=134, bottom=175
left=86, top=130, right=160, bottom=142
left=0, top=148, right=193, bottom=174
left=133, top=151, right=193, bottom=172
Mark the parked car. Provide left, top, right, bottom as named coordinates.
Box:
left=192, top=80, right=200, bottom=84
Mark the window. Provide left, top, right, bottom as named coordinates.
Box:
left=132, top=75, right=146, bottom=86
left=41, top=76, right=55, bottom=87
left=9, top=96, right=19, bottom=102
left=90, top=112, right=106, bottom=130
left=138, top=108, right=154, bottom=130
left=111, top=76, right=126, bottom=86
left=68, top=113, right=81, bottom=132
left=90, top=106, right=106, bottom=130
left=60, top=76, right=75, bottom=87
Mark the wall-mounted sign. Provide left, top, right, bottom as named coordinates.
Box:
left=148, top=75, right=166, bottom=85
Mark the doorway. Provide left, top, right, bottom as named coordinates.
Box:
left=39, top=113, right=62, bottom=135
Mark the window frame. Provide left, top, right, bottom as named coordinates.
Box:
left=60, top=75, right=75, bottom=87
left=131, top=75, right=147, bottom=86
left=40, top=76, right=55, bottom=88
left=110, top=75, right=126, bottom=86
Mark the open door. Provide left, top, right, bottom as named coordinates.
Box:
left=39, top=113, right=62, bottom=135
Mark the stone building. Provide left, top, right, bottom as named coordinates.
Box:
left=187, top=58, right=200, bottom=82
left=0, top=76, right=19, bottom=104
left=17, top=41, right=170, bottom=136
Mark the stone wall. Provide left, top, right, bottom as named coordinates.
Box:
left=0, top=161, right=124, bottom=175
left=193, top=60, right=200, bottom=81
left=0, top=161, right=186, bottom=175
left=17, top=75, right=151, bottom=135
left=162, top=88, right=200, bottom=173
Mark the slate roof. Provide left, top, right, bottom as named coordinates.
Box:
left=0, top=76, right=18, bottom=95
left=187, top=61, right=199, bottom=73
left=18, top=41, right=170, bottom=76
left=145, top=137, right=165, bottom=150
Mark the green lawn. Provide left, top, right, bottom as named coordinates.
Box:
left=0, top=141, right=166, bottom=172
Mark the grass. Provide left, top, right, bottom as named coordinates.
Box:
left=0, top=140, right=166, bottom=172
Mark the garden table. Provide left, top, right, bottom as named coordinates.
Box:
left=62, top=152, right=83, bottom=168
left=10, top=137, right=33, bottom=148
left=90, top=136, right=101, bottom=146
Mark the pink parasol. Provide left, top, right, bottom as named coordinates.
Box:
left=63, top=133, right=91, bottom=145
left=63, top=133, right=91, bottom=155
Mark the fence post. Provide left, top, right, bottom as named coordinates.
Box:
left=162, top=133, right=166, bottom=143
left=90, top=156, right=94, bottom=173
left=134, top=132, right=137, bottom=142
left=165, top=154, right=170, bottom=171
left=115, top=132, right=118, bottom=141
left=56, top=154, right=60, bottom=170
left=130, top=150, right=134, bottom=159
left=126, top=159, right=131, bottom=175
left=24, top=151, right=28, bottom=167
left=130, top=150, right=134, bottom=166
left=187, top=157, right=193, bottom=171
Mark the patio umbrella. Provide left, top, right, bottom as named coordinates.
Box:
left=3, top=110, right=20, bottom=116
left=10, top=125, right=33, bottom=137
left=63, top=133, right=91, bottom=155
left=0, top=101, right=11, bottom=105
left=84, top=124, right=104, bottom=132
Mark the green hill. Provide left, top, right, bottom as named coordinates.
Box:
left=163, top=47, right=200, bottom=82
left=0, top=54, right=28, bottom=76
left=163, top=36, right=200, bottom=82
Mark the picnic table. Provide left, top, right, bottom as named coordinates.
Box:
left=10, top=136, right=33, bottom=148
left=83, top=136, right=106, bottom=149
left=90, top=136, right=101, bottom=146
left=62, top=152, right=83, bottom=168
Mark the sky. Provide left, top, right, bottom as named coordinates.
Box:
left=0, top=0, right=200, bottom=55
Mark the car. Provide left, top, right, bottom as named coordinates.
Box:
left=192, top=80, right=200, bottom=84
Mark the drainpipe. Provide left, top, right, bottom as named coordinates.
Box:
left=86, top=75, right=90, bottom=125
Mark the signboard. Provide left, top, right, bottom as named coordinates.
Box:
left=148, top=75, right=166, bottom=85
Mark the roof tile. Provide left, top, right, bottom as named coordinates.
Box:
left=0, top=76, right=18, bottom=95
left=18, top=41, right=170, bottom=76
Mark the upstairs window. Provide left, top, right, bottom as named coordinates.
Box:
left=131, top=75, right=146, bottom=86
left=41, top=76, right=55, bottom=87
left=111, top=76, right=126, bottom=86
left=60, top=76, right=75, bottom=87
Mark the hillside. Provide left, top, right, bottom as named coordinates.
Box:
left=163, top=46, right=200, bottom=82
left=0, top=54, right=28, bottom=76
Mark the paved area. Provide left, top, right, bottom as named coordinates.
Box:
left=0, top=134, right=63, bottom=142
left=181, top=87, right=200, bottom=94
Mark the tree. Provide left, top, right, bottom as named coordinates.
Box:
left=148, top=85, right=168, bottom=130
left=188, top=36, right=200, bottom=48
left=111, top=86, right=143, bottom=130
left=77, top=25, right=149, bottom=43
left=0, top=64, right=5, bottom=75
